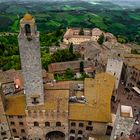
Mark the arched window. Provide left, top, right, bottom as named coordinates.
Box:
left=12, top=128, right=17, bottom=133
left=70, top=130, right=75, bottom=134
left=21, top=129, right=25, bottom=133
left=71, top=122, right=76, bottom=127
left=56, top=122, right=61, bottom=127
left=45, top=122, right=50, bottom=127
left=70, top=136, right=75, bottom=140
left=78, top=130, right=83, bottom=134
left=25, top=24, right=31, bottom=36
left=79, top=123, right=84, bottom=127
left=34, top=121, right=39, bottom=127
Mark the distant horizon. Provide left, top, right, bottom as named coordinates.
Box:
left=0, top=0, right=140, bottom=9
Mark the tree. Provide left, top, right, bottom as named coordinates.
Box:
left=51, top=49, right=78, bottom=63
left=117, top=35, right=127, bottom=44
left=79, top=28, right=84, bottom=35
left=81, top=72, right=89, bottom=80
left=64, top=68, right=74, bottom=80
left=80, top=61, right=84, bottom=73
left=69, top=43, right=73, bottom=54
left=97, top=33, right=104, bottom=45
left=41, top=53, right=52, bottom=70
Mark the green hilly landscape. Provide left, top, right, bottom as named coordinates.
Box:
left=0, top=0, right=140, bottom=43
left=1, top=0, right=140, bottom=71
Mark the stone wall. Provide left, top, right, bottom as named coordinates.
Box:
left=111, top=105, right=134, bottom=140
left=69, top=120, right=107, bottom=140
left=7, top=115, right=27, bottom=139
left=106, top=58, right=123, bottom=89
left=0, top=87, right=11, bottom=140
left=18, top=31, right=44, bottom=106
left=25, top=109, right=69, bottom=140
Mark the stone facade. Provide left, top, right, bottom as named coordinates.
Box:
left=25, top=109, right=68, bottom=140
left=18, top=14, right=44, bottom=106
left=0, top=14, right=116, bottom=140
left=111, top=105, right=134, bottom=140
left=123, top=64, right=140, bottom=88
left=63, top=28, right=103, bottom=45
left=69, top=120, right=107, bottom=140
left=0, top=86, right=11, bottom=140
left=122, top=55, right=140, bottom=88
left=7, top=115, right=27, bottom=139
left=106, top=58, right=123, bottom=89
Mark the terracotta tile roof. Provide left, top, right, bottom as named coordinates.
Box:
left=44, top=90, right=69, bottom=112
left=92, top=28, right=103, bottom=36
left=124, top=54, right=140, bottom=67
left=5, top=89, right=69, bottom=115
left=64, top=28, right=92, bottom=39
left=69, top=73, right=115, bottom=122
left=48, top=60, right=94, bottom=73
left=4, top=73, right=115, bottom=122
left=5, top=95, right=26, bottom=116
left=0, top=69, right=16, bottom=84
left=0, top=69, right=46, bottom=85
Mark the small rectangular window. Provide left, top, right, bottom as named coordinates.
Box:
left=79, top=123, right=84, bottom=127
left=86, top=126, right=93, bottom=131
left=71, top=122, right=76, bottom=127
left=21, top=129, right=25, bottom=133
left=32, top=98, right=39, bottom=104
left=9, top=115, right=13, bottom=118
left=19, top=122, right=24, bottom=125
left=18, top=116, right=23, bottom=119
left=88, top=121, right=92, bottom=125
left=12, top=129, right=16, bottom=133
left=1, top=132, right=6, bottom=135
left=10, top=122, right=15, bottom=125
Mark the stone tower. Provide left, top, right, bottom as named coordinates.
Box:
left=18, top=13, right=44, bottom=106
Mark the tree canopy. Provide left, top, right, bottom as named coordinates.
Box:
left=97, top=33, right=104, bottom=45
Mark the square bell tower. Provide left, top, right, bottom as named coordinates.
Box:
left=18, top=13, right=44, bottom=106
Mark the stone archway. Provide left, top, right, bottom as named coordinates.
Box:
left=46, top=131, right=65, bottom=140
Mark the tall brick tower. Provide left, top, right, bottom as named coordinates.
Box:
left=18, top=13, right=44, bottom=106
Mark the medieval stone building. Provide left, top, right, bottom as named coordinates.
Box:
left=0, top=14, right=116, bottom=140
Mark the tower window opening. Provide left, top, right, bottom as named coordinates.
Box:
left=32, top=97, right=39, bottom=104
left=25, top=24, right=31, bottom=36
